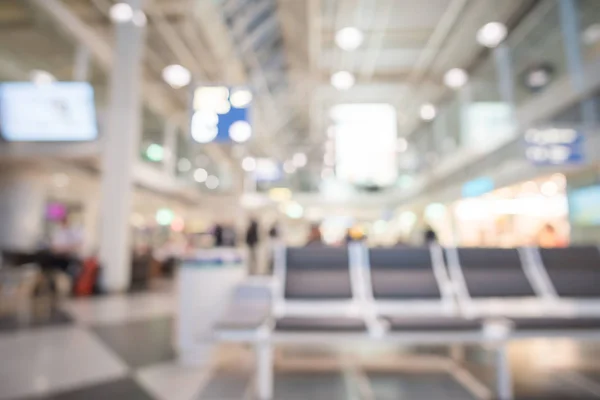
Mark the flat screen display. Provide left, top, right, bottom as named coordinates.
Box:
left=332, top=103, right=397, bottom=186
left=569, top=185, right=600, bottom=226
left=0, top=82, right=98, bottom=142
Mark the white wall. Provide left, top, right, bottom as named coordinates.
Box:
left=0, top=170, right=46, bottom=251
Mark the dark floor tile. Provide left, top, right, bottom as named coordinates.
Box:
left=512, top=370, right=598, bottom=400
left=91, top=316, right=175, bottom=368
left=368, top=372, right=476, bottom=400
left=576, top=370, right=600, bottom=386
left=196, top=370, right=251, bottom=399
left=272, top=372, right=350, bottom=400
left=0, top=307, right=72, bottom=333
left=19, top=377, right=154, bottom=400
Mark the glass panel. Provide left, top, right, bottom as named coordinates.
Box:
left=433, top=103, right=457, bottom=156
left=509, top=2, right=567, bottom=105
left=470, top=58, right=501, bottom=103
left=578, top=0, right=600, bottom=62
left=140, top=107, right=164, bottom=165
left=445, top=96, right=463, bottom=148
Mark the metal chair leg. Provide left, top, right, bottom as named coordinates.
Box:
left=256, top=341, right=273, bottom=400
left=495, top=344, right=513, bottom=400
left=450, top=344, right=466, bottom=363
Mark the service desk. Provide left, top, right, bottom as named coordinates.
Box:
left=177, top=248, right=246, bottom=365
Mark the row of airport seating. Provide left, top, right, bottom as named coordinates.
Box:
left=214, top=245, right=600, bottom=400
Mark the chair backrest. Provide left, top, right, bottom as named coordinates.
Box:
left=539, top=246, right=600, bottom=298
left=455, top=248, right=535, bottom=298
left=368, top=248, right=442, bottom=299
left=283, top=246, right=353, bottom=300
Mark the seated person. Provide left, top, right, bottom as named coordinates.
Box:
left=306, top=224, right=323, bottom=246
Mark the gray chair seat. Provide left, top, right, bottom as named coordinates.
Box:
left=539, top=247, right=600, bottom=298
left=275, top=317, right=367, bottom=332
left=457, top=248, right=536, bottom=298
left=216, top=306, right=270, bottom=331
left=369, top=248, right=442, bottom=300
left=512, top=317, right=600, bottom=331
left=384, top=317, right=481, bottom=332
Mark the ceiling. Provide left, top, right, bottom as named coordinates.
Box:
left=0, top=0, right=538, bottom=194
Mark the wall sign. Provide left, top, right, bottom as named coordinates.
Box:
left=190, top=86, right=252, bottom=144
left=525, top=127, right=584, bottom=165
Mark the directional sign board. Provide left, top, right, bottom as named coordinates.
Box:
left=525, top=127, right=584, bottom=166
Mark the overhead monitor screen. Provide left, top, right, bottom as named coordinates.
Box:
left=0, top=82, right=98, bottom=142
left=331, top=103, right=397, bottom=186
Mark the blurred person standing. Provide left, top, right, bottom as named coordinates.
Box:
left=266, top=222, right=280, bottom=275
left=306, top=224, right=323, bottom=246
left=37, top=214, right=84, bottom=296
left=213, top=223, right=224, bottom=247
left=245, top=219, right=260, bottom=275
left=51, top=215, right=83, bottom=255
left=424, top=226, right=438, bottom=245
left=538, top=223, right=566, bottom=248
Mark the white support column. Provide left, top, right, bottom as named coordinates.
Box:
left=162, top=119, right=178, bottom=176
left=99, top=0, right=146, bottom=292
left=558, top=0, right=585, bottom=92
left=73, top=44, right=91, bottom=82
left=495, top=344, right=514, bottom=400
left=82, top=196, right=99, bottom=257
left=557, top=0, right=598, bottom=127
left=256, top=341, right=274, bottom=400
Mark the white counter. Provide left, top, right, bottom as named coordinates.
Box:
left=176, top=248, right=246, bottom=366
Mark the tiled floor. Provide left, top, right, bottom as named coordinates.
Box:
left=91, top=316, right=176, bottom=369
left=2, top=282, right=600, bottom=399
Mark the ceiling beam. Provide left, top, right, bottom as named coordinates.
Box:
left=358, top=0, right=396, bottom=80
left=27, top=0, right=233, bottom=169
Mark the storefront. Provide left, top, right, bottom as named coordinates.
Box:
left=451, top=174, right=569, bottom=247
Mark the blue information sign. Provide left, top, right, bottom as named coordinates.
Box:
left=525, top=128, right=584, bottom=165
left=191, top=86, right=252, bottom=144
left=462, top=177, right=494, bottom=198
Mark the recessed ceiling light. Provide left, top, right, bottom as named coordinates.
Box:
left=177, top=158, right=191, bottom=172
left=242, top=157, right=256, bottom=172
left=215, top=100, right=231, bottom=115
left=132, top=10, right=147, bottom=27
left=583, top=23, right=600, bottom=45
left=194, top=168, right=208, bottom=183
left=335, top=27, right=364, bottom=51
left=419, top=103, right=436, bottom=121
left=230, top=89, right=253, bottom=108
left=444, top=68, right=468, bottom=89
left=191, top=111, right=219, bottom=143
left=331, top=71, right=355, bottom=90
left=194, top=86, right=229, bottom=113
left=476, top=22, right=508, bottom=48
left=523, top=64, right=554, bottom=91
left=162, top=64, right=191, bottom=89
left=146, top=143, right=164, bottom=162
left=292, top=152, right=307, bottom=168
left=206, top=175, right=220, bottom=189
left=110, top=3, right=134, bottom=23
left=229, top=120, right=252, bottom=143
left=30, top=70, right=55, bottom=85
